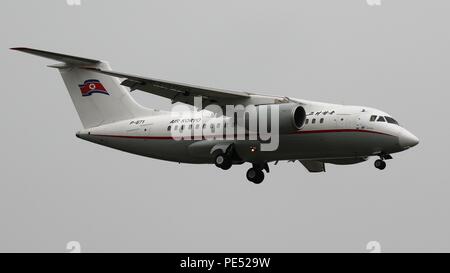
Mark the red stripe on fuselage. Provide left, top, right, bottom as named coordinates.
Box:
left=290, top=129, right=393, bottom=137
left=92, top=134, right=172, bottom=140
left=90, top=129, right=393, bottom=140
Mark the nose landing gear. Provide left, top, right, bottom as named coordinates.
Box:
left=374, top=159, right=386, bottom=170
left=374, top=154, right=392, bottom=170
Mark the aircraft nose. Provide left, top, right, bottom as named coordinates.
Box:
left=398, top=129, right=419, bottom=149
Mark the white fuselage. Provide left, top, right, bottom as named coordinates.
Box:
left=76, top=98, right=418, bottom=165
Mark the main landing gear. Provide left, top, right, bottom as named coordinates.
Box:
left=214, top=153, right=232, bottom=170
left=246, top=168, right=264, bottom=184
left=213, top=146, right=269, bottom=184
left=246, top=163, right=270, bottom=184
left=214, top=145, right=237, bottom=170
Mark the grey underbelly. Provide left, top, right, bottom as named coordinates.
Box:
left=85, top=132, right=399, bottom=163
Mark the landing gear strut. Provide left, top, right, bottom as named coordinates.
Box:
left=374, top=159, right=386, bottom=170
left=374, top=154, right=391, bottom=170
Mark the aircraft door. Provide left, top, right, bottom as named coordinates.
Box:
left=355, top=115, right=362, bottom=130
left=335, top=114, right=357, bottom=129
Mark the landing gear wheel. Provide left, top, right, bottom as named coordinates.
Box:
left=374, top=159, right=386, bottom=170
left=246, top=168, right=265, bottom=184
left=215, top=153, right=232, bottom=170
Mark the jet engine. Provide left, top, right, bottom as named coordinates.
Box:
left=277, top=103, right=306, bottom=133
left=234, top=102, right=306, bottom=134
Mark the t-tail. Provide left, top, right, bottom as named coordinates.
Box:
left=11, top=47, right=152, bottom=129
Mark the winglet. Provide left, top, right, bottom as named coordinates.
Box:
left=10, top=47, right=101, bottom=66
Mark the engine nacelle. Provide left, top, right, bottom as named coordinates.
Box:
left=277, top=103, right=306, bottom=133
left=240, top=103, right=306, bottom=134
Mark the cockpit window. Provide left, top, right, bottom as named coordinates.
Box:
left=385, top=116, right=399, bottom=125
left=370, top=115, right=377, bottom=122
left=377, top=116, right=386, bottom=122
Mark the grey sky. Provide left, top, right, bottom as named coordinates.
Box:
left=1, top=0, right=449, bottom=252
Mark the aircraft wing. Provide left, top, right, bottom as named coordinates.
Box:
left=85, top=68, right=257, bottom=107
left=11, top=47, right=287, bottom=107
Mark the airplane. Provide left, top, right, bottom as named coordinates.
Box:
left=12, top=47, right=419, bottom=184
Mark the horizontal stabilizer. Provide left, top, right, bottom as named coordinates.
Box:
left=10, top=47, right=101, bottom=66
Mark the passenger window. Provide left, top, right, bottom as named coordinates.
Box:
left=216, top=123, right=221, bottom=129
left=167, top=125, right=171, bottom=131
left=180, top=125, right=184, bottom=131
left=195, top=124, right=200, bottom=129
left=188, top=124, right=192, bottom=129
left=370, top=115, right=377, bottom=122
left=174, top=125, right=178, bottom=130
left=377, top=116, right=386, bottom=122
left=312, top=119, right=316, bottom=124
left=305, top=119, right=309, bottom=125
left=320, top=118, right=324, bottom=124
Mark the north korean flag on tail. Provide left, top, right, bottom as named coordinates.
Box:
left=79, top=79, right=109, bottom=96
